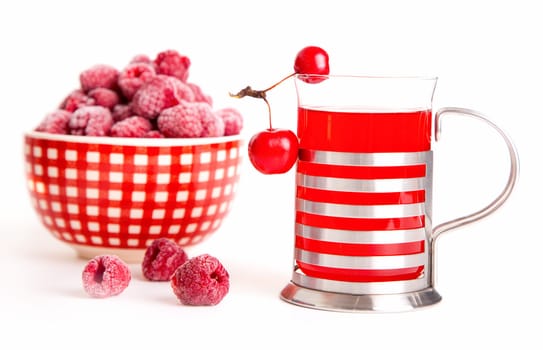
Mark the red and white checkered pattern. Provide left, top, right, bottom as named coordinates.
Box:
left=24, top=133, right=242, bottom=251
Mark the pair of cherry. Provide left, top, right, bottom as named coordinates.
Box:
left=231, top=46, right=329, bottom=174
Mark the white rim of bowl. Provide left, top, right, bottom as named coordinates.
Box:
left=24, top=131, right=244, bottom=146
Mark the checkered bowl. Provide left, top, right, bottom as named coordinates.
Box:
left=24, top=131, right=243, bottom=262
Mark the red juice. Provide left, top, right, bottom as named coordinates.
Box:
left=297, top=107, right=432, bottom=153
left=295, top=107, right=432, bottom=283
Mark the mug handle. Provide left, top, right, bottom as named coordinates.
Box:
left=431, top=107, right=520, bottom=240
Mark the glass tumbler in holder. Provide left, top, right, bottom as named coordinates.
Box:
left=280, top=75, right=519, bottom=312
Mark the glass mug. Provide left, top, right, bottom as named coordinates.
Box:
left=280, top=75, right=519, bottom=312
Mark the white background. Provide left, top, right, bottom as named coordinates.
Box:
left=1, top=1, right=540, bottom=349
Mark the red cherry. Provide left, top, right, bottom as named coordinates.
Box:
left=248, top=129, right=299, bottom=174
left=294, top=46, right=329, bottom=83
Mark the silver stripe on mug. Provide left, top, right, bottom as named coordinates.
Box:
left=291, top=271, right=430, bottom=295
left=295, top=249, right=426, bottom=269
left=295, top=224, right=427, bottom=244
left=297, top=174, right=425, bottom=193
left=296, top=198, right=425, bottom=219
left=299, top=149, right=431, bottom=166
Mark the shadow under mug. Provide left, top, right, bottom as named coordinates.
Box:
left=280, top=75, right=519, bottom=312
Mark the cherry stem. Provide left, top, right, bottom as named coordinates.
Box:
left=262, top=72, right=296, bottom=92
left=229, top=72, right=296, bottom=131
left=263, top=97, right=272, bottom=129
left=228, top=72, right=296, bottom=101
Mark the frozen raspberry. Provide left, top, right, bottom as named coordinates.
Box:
left=82, top=255, right=131, bottom=298
left=112, top=104, right=134, bottom=122
left=110, top=116, right=152, bottom=137
left=70, top=106, right=113, bottom=136
left=169, top=77, right=196, bottom=102
left=88, top=88, right=120, bottom=109
left=35, top=109, right=72, bottom=134
left=157, top=101, right=204, bottom=138
left=60, top=89, right=95, bottom=112
left=200, top=104, right=225, bottom=137
left=215, top=108, right=243, bottom=136
left=154, top=50, right=191, bottom=82
left=170, top=254, right=229, bottom=306
left=79, top=64, right=119, bottom=92
left=187, top=82, right=213, bottom=105
left=118, top=62, right=156, bottom=100
left=131, top=75, right=191, bottom=119
left=142, top=238, right=188, bottom=281
left=144, top=130, right=164, bottom=138
left=130, top=54, right=153, bottom=65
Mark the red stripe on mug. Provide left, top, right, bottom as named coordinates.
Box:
left=296, top=262, right=425, bottom=282
left=295, top=236, right=425, bottom=256
left=297, top=161, right=426, bottom=179
left=296, top=186, right=426, bottom=205
left=296, top=212, right=425, bottom=231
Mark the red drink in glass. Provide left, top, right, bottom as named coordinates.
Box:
left=295, top=107, right=432, bottom=282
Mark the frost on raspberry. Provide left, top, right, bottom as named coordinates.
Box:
left=79, top=64, right=119, bottom=92
left=144, top=130, right=164, bottom=138
left=157, top=101, right=203, bottom=138
left=60, top=89, right=95, bottom=112
left=130, top=54, right=152, bottom=65
left=69, top=106, right=113, bottom=136
left=142, top=238, right=188, bottom=281
left=88, top=88, right=120, bottom=110
left=187, top=82, right=213, bottom=105
left=112, top=104, right=133, bottom=122
left=118, top=62, right=156, bottom=100
left=154, top=50, right=191, bottom=82
left=82, top=255, right=131, bottom=298
left=35, top=110, right=72, bottom=134
left=131, top=75, right=193, bottom=119
left=215, top=108, right=243, bottom=136
left=170, top=254, right=230, bottom=306
left=110, top=116, right=152, bottom=138
left=200, top=105, right=225, bottom=137
left=169, top=77, right=196, bottom=103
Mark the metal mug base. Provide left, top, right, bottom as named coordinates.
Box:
left=280, top=282, right=442, bottom=313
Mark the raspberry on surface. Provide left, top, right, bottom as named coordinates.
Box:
left=187, top=82, right=213, bottom=105
left=154, top=50, right=191, bottom=82
left=142, top=238, right=188, bottom=281
left=82, top=255, right=131, bottom=298
left=88, top=88, right=120, bottom=110
left=35, top=109, right=72, bottom=134
left=157, top=102, right=204, bottom=138
left=215, top=108, right=243, bottom=136
left=110, top=116, right=152, bottom=137
left=131, top=75, right=186, bottom=119
left=200, top=104, right=225, bottom=137
left=69, top=106, right=113, bottom=136
left=170, top=254, right=230, bottom=306
left=79, top=64, right=119, bottom=92
left=118, top=62, right=156, bottom=100
left=60, top=89, right=95, bottom=112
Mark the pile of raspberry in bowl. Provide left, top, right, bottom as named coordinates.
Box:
left=27, top=49, right=244, bottom=307
left=35, top=49, right=243, bottom=138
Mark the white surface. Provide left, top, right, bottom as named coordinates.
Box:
left=1, top=1, right=540, bottom=349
